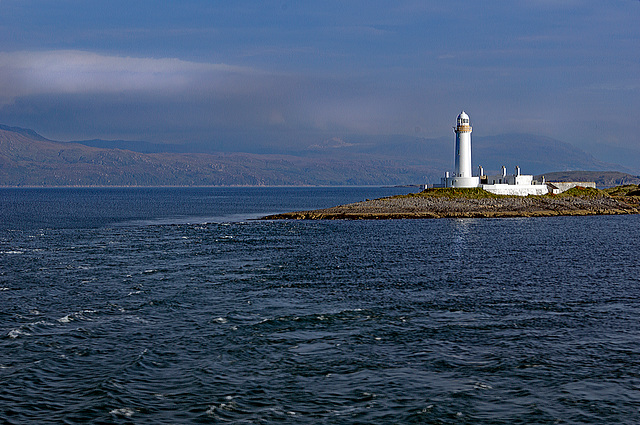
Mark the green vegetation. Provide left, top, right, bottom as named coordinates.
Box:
left=551, top=186, right=607, bottom=198
left=602, top=184, right=640, bottom=197
left=395, top=185, right=640, bottom=201
left=398, top=187, right=506, bottom=199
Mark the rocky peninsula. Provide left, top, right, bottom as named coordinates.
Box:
left=263, top=186, right=640, bottom=220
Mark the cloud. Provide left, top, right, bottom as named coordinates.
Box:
left=0, top=27, right=637, bottom=155
left=0, top=50, right=306, bottom=144
left=0, top=50, right=256, bottom=103
left=0, top=49, right=423, bottom=144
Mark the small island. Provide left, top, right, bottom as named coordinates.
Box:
left=264, top=111, right=640, bottom=221
left=262, top=185, right=640, bottom=220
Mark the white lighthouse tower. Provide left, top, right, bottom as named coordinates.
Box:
left=455, top=111, right=472, bottom=178
left=449, top=111, right=479, bottom=188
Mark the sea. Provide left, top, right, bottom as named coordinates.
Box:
left=1, top=187, right=639, bottom=424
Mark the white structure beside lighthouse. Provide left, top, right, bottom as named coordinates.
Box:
left=436, top=111, right=549, bottom=196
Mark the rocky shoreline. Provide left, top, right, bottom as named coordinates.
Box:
left=262, top=187, right=640, bottom=220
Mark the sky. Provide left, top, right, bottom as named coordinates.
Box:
left=0, top=1, right=638, bottom=164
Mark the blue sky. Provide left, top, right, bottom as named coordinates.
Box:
left=0, top=1, right=638, bottom=164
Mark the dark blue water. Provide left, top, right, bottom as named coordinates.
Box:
left=1, top=187, right=639, bottom=424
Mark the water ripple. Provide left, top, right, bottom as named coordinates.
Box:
left=2, top=189, right=640, bottom=423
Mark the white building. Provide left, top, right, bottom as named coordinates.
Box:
left=436, top=111, right=549, bottom=196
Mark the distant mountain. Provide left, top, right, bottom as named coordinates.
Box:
left=0, top=127, right=432, bottom=186
left=0, top=124, right=51, bottom=142
left=298, top=133, right=629, bottom=176
left=534, top=171, right=640, bottom=187
left=297, top=133, right=630, bottom=177
left=0, top=124, right=633, bottom=186
left=72, top=132, right=626, bottom=176
left=584, top=143, right=640, bottom=174
left=68, top=139, right=181, bottom=154
left=472, top=134, right=630, bottom=176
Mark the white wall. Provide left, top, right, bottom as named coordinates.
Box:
left=481, top=184, right=549, bottom=196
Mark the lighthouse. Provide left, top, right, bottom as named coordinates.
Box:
left=450, top=111, right=479, bottom=188
left=455, top=111, right=472, bottom=178
left=433, top=110, right=551, bottom=195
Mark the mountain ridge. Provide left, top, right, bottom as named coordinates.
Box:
left=0, top=124, right=636, bottom=187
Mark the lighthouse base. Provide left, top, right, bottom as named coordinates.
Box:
left=441, top=176, right=480, bottom=188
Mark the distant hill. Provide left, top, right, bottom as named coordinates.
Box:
left=68, top=139, right=181, bottom=154
left=534, top=171, right=640, bottom=187
left=296, top=133, right=630, bottom=177
left=0, top=124, right=633, bottom=186
left=0, top=124, right=52, bottom=142
left=472, top=134, right=630, bottom=175
left=70, top=132, right=630, bottom=176
left=0, top=127, right=433, bottom=186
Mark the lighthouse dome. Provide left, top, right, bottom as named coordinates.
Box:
left=457, top=111, right=470, bottom=126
